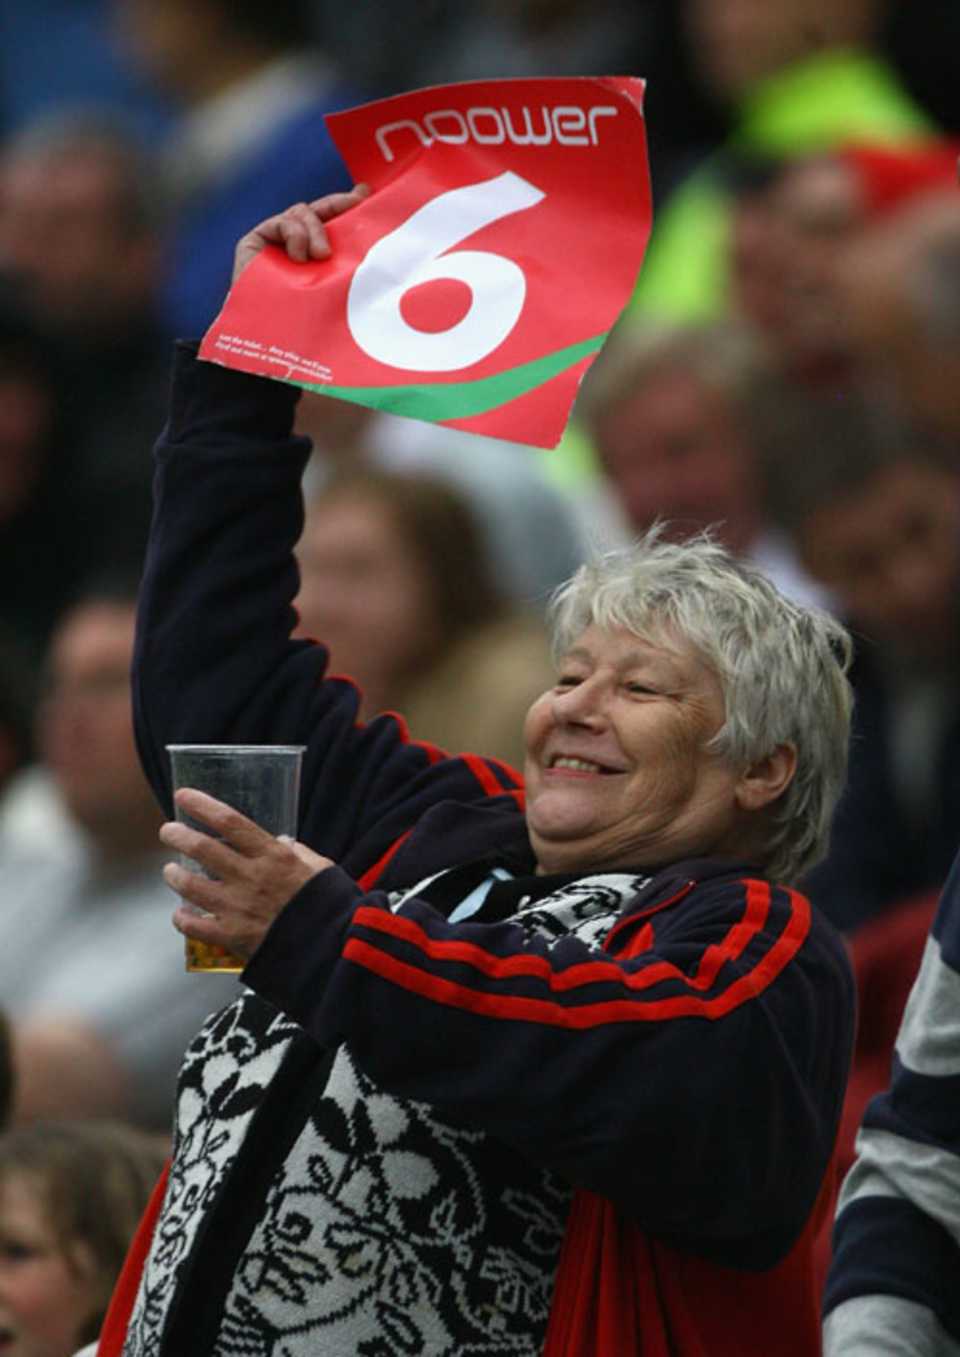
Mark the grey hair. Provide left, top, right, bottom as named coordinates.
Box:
left=547, top=525, right=854, bottom=884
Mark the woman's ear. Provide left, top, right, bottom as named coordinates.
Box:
left=735, top=742, right=798, bottom=812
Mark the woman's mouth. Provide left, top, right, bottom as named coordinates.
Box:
left=549, top=756, right=616, bottom=774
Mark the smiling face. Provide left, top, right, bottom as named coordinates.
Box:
left=523, top=624, right=757, bottom=875
left=0, top=1174, right=97, bottom=1357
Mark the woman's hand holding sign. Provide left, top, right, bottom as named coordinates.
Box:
left=232, top=184, right=371, bottom=284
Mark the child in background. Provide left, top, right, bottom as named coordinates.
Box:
left=0, top=1120, right=167, bottom=1357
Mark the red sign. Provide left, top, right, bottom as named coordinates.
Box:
left=199, top=76, right=652, bottom=448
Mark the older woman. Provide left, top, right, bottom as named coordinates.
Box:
left=113, top=196, right=856, bottom=1357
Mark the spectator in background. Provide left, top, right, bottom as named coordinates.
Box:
left=823, top=845, right=960, bottom=1355
left=753, top=382, right=960, bottom=935
left=294, top=467, right=556, bottom=768
left=839, top=188, right=960, bottom=443
left=629, top=0, right=932, bottom=324
left=752, top=381, right=960, bottom=1286
left=0, top=1119, right=168, bottom=1357
left=294, top=392, right=591, bottom=612
left=114, top=0, right=364, bottom=338
left=819, top=142, right=960, bottom=1357
left=730, top=136, right=960, bottom=387
left=0, top=111, right=170, bottom=594
left=723, top=158, right=796, bottom=363
left=576, top=318, right=830, bottom=609
left=0, top=111, right=161, bottom=346
left=0, top=581, right=228, bottom=1131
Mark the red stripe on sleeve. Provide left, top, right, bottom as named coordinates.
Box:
left=356, top=745, right=522, bottom=891
left=345, top=887, right=812, bottom=1024
left=691, top=878, right=770, bottom=988
left=353, top=906, right=674, bottom=992
left=462, top=753, right=508, bottom=797
left=343, top=905, right=810, bottom=1024
left=379, top=708, right=447, bottom=766
left=739, top=886, right=811, bottom=993
left=620, top=921, right=655, bottom=958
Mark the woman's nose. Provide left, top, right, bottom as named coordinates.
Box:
left=551, top=679, right=606, bottom=727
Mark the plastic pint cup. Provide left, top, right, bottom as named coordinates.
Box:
left=166, top=744, right=306, bottom=973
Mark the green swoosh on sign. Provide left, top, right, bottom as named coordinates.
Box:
left=293, top=332, right=608, bottom=422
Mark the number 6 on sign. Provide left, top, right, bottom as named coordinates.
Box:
left=201, top=76, right=653, bottom=447
left=347, top=170, right=545, bottom=372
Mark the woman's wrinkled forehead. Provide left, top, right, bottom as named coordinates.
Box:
left=561, top=619, right=725, bottom=693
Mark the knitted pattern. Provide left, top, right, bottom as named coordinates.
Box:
left=123, top=871, right=648, bottom=1356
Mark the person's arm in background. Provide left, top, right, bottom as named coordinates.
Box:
left=823, top=848, right=960, bottom=1355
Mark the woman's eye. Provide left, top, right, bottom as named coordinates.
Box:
left=626, top=682, right=656, bottom=695
left=555, top=674, right=583, bottom=688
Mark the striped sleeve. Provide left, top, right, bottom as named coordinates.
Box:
left=248, top=872, right=852, bottom=1265
left=341, top=876, right=809, bottom=1028
left=824, top=854, right=960, bottom=1355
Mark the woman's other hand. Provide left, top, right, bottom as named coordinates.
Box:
left=160, top=788, right=334, bottom=961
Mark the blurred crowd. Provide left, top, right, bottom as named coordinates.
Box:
left=1, top=2, right=960, bottom=1345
